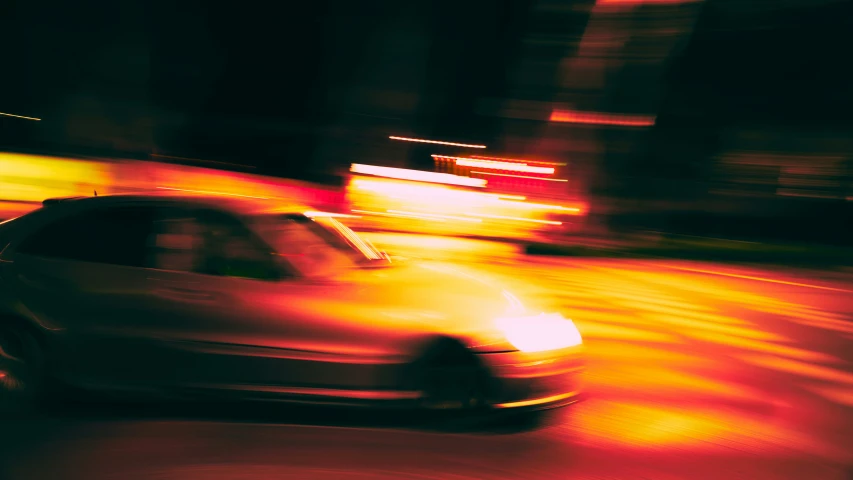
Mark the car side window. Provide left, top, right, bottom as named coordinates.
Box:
left=17, top=206, right=155, bottom=268
left=150, top=208, right=280, bottom=280
left=149, top=211, right=204, bottom=273
left=195, top=210, right=281, bottom=280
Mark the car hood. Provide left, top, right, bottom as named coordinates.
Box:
left=323, top=261, right=532, bottom=344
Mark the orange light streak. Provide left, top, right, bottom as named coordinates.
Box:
left=496, top=391, right=579, bottom=409
left=350, top=164, right=486, bottom=188
left=472, top=171, right=568, bottom=182
left=658, top=265, right=853, bottom=293
left=388, top=136, right=486, bottom=149
left=550, top=109, right=655, bottom=127
left=352, top=179, right=523, bottom=205
left=387, top=210, right=482, bottom=223
left=351, top=209, right=447, bottom=223
left=156, top=186, right=270, bottom=200
left=503, top=200, right=581, bottom=213
left=468, top=213, right=563, bottom=225
left=0, top=111, right=41, bottom=121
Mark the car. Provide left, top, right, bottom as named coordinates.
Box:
left=0, top=193, right=583, bottom=413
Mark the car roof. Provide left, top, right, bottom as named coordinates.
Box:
left=39, top=193, right=312, bottom=216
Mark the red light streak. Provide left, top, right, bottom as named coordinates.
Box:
left=388, top=136, right=486, bottom=149
left=550, top=109, right=655, bottom=127
left=472, top=171, right=568, bottom=182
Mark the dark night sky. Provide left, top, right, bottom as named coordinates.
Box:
left=627, top=0, right=853, bottom=199
left=665, top=0, right=853, bottom=127
left=1, top=0, right=532, bottom=178
left=3, top=0, right=850, bottom=181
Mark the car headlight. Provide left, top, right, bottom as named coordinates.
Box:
left=495, top=313, right=583, bottom=353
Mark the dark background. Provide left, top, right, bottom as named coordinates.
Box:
left=1, top=0, right=541, bottom=177
left=2, top=0, right=852, bottom=243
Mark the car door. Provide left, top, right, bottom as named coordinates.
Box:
left=8, top=204, right=159, bottom=387
left=139, top=206, right=319, bottom=391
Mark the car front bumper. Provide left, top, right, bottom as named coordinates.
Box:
left=478, top=345, right=584, bottom=410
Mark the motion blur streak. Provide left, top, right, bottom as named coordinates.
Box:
left=303, top=211, right=360, bottom=219
left=0, top=112, right=41, bottom=121
left=550, top=109, right=656, bottom=127
left=4, top=235, right=853, bottom=479
left=470, top=155, right=566, bottom=166
left=457, top=160, right=554, bottom=175
left=519, top=202, right=581, bottom=213
left=0, top=153, right=348, bottom=219
left=496, top=390, right=580, bottom=409
left=657, top=265, right=853, bottom=293
left=352, top=179, right=515, bottom=205
left=350, top=164, right=487, bottom=187
left=473, top=171, right=569, bottom=182
left=387, top=136, right=487, bottom=149
left=351, top=179, right=578, bottom=214
left=431, top=155, right=555, bottom=174
left=347, top=177, right=581, bottom=240
left=468, top=213, right=562, bottom=225
left=155, top=186, right=271, bottom=200
left=386, top=210, right=482, bottom=222
left=351, top=209, right=448, bottom=222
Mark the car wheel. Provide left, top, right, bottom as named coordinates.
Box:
left=0, top=325, right=48, bottom=411
left=415, top=341, right=490, bottom=412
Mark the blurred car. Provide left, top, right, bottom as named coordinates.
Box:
left=0, top=194, right=583, bottom=413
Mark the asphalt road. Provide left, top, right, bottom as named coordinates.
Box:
left=2, top=235, right=852, bottom=480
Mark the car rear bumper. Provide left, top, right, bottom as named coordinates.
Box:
left=478, top=346, right=584, bottom=411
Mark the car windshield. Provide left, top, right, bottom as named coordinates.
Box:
left=249, top=213, right=386, bottom=278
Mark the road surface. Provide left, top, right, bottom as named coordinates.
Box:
left=2, top=235, right=852, bottom=479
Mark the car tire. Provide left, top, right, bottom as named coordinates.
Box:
left=0, top=324, right=50, bottom=413
left=413, top=339, right=491, bottom=412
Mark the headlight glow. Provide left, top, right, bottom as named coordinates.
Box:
left=495, top=313, right=583, bottom=353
